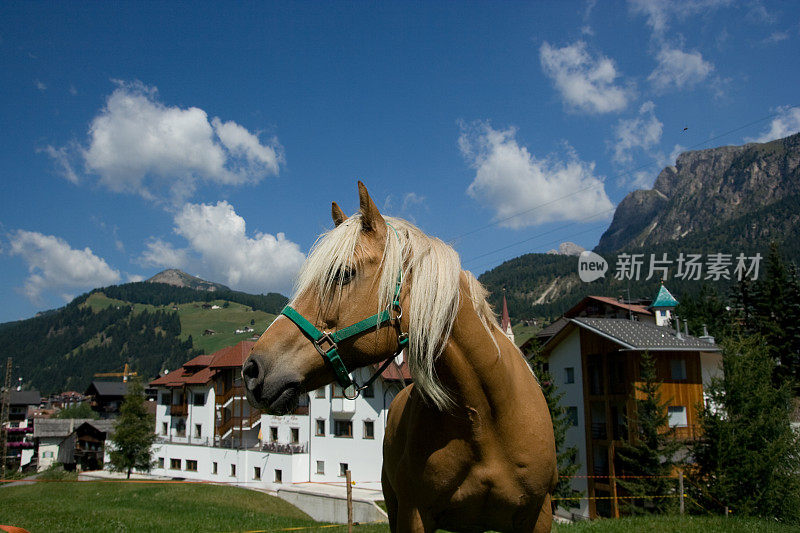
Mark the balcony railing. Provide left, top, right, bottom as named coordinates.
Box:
left=170, top=404, right=188, bottom=417
left=591, top=423, right=607, bottom=440
left=216, top=386, right=245, bottom=406
left=261, top=441, right=307, bottom=454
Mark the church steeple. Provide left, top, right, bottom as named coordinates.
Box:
left=649, top=283, right=679, bottom=327
left=501, top=291, right=515, bottom=344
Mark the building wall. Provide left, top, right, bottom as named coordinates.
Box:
left=546, top=328, right=590, bottom=519
left=37, top=439, right=61, bottom=471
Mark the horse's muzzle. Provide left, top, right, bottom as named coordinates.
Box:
left=242, top=354, right=301, bottom=415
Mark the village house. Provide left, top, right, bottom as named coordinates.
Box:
left=536, top=285, right=722, bottom=520
left=84, top=381, right=128, bottom=418
left=34, top=418, right=116, bottom=471
left=149, top=340, right=410, bottom=491
left=4, top=389, right=41, bottom=471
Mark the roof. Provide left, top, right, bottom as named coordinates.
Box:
left=650, top=285, right=679, bottom=308
left=10, top=390, right=41, bottom=406
left=33, top=418, right=116, bottom=438
left=500, top=295, right=511, bottom=332
left=377, top=360, right=412, bottom=382
left=85, top=381, right=128, bottom=397
left=565, top=295, right=652, bottom=318
left=566, top=318, right=719, bottom=351
left=209, top=340, right=256, bottom=368
left=183, top=354, right=214, bottom=368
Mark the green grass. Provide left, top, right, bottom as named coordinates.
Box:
left=82, top=292, right=277, bottom=356
left=552, top=514, right=795, bottom=532
left=512, top=322, right=540, bottom=348
left=0, top=482, right=792, bottom=533
left=0, top=481, right=386, bottom=533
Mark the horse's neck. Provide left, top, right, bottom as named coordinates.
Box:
left=435, top=287, right=527, bottom=415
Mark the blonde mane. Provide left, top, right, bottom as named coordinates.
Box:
left=292, top=214, right=500, bottom=410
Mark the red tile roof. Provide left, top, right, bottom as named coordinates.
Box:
left=183, top=354, right=214, bottom=368
left=565, top=295, right=652, bottom=318
left=378, top=360, right=412, bottom=382
left=209, top=341, right=256, bottom=368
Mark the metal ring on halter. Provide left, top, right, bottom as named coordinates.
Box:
left=343, top=384, right=360, bottom=400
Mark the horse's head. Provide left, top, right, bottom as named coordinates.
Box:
left=243, top=182, right=408, bottom=414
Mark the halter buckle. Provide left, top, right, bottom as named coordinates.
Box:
left=314, top=332, right=337, bottom=356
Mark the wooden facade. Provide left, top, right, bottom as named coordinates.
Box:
left=578, top=328, right=706, bottom=518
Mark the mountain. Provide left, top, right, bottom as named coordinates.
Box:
left=546, top=242, right=586, bottom=256
left=146, top=269, right=230, bottom=292
left=480, top=132, right=800, bottom=323
left=597, top=132, right=800, bottom=252
left=1, top=278, right=288, bottom=394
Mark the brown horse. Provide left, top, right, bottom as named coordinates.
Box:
left=243, top=182, right=556, bottom=532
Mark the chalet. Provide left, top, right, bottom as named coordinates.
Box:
left=4, top=390, right=41, bottom=471
left=538, top=285, right=721, bottom=520
left=149, top=339, right=410, bottom=490
left=34, top=418, right=116, bottom=471
left=84, top=381, right=128, bottom=418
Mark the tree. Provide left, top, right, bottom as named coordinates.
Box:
left=526, top=340, right=583, bottom=510
left=109, top=378, right=156, bottom=479
left=614, top=351, right=682, bottom=515
left=690, top=334, right=800, bottom=522
left=54, top=402, right=98, bottom=419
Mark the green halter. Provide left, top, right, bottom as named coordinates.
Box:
left=279, top=224, right=409, bottom=399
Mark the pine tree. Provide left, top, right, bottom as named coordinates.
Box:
left=109, top=378, right=156, bottom=479
left=690, top=334, right=800, bottom=522
left=526, top=340, right=583, bottom=510
left=614, top=351, right=682, bottom=515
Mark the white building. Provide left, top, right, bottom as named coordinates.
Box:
left=149, top=340, right=409, bottom=491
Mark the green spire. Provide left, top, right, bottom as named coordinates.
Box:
left=650, top=284, right=679, bottom=308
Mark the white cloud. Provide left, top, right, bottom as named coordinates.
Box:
left=8, top=230, right=121, bottom=303
left=401, top=192, right=426, bottom=212
left=35, top=80, right=47, bottom=92
left=612, top=101, right=664, bottom=164
left=629, top=0, right=733, bottom=38
left=40, top=144, right=80, bottom=184
left=539, top=41, right=631, bottom=114
left=141, top=201, right=305, bottom=295
left=761, top=31, right=789, bottom=45
left=745, top=106, right=800, bottom=143
left=648, top=47, right=714, bottom=92
left=127, top=274, right=145, bottom=283
left=46, top=81, right=284, bottom=203
left=670, top=144, right=687, bottom=165
left=459, top=122, right=614, bottom=228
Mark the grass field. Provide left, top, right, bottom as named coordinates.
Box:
left=0, top=481, right=384, bottom=533
left=82, top=292, right=277, bottom=355
left=1, top=480, right=793, bottom=533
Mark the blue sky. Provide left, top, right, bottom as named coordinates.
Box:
left=2, top=1, right=799, bottom=323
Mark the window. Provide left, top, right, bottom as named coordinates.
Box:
left=332, top=384, right=344, bottom=398
left=274, top=469, right=283, bottom=483
left=230, top=464, right=237, bottom=477
left=316, top=460, right=325, bottom=474
left=316, top=419, right=326, bottom=436
left=254, top=467, right=261, bottom=480
left=339, top=463, right=349, bottom=477
left=334, top=420, right=353, bottom=438
left=158, top=457, right=164, bottom=468
left=670, top=359, right=687, bottom=380
left=212, top=462, right=218, bottom=475
left=162, top=422, right=168, bottom=435
left=290, top=427, right=300, bottom=444
left=566, top=406, right=579, bottom=427
left=193, top=392, right=205, bottom=406
left=160, top=393, right=171, bottom=406
left=270, top=426, right=278, bottom=442
left=170, top=458, right=181, bottom=470
left=185, top=460, right=198, bottom=472
left=564, top=367, right=575, bottom=384
left=668, top=406, right=688, bottom=427
left=315, top=387, right=326, bottom=399
left=363, top=420, right=374, bottom=439
left=194, top=424, right=202, bottom=438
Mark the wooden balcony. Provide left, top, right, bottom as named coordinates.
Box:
left=170, top=404, right=188, bottom=417
left=216, top=386, right=245, bottom=406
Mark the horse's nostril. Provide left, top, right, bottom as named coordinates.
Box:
left=242, top=358, right=262, bottom=384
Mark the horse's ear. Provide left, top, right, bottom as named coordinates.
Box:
left=331, top=202, right=347, bottom=227
left=357, top=181, right=386, bottom=235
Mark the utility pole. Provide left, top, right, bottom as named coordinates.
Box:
left=1, top=357, right=12, bottom=480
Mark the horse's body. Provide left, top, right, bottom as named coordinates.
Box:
left=244, top=183, right=556, bottom=532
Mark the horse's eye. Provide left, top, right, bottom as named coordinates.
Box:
left=338, top=267, right=355, bottom=286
